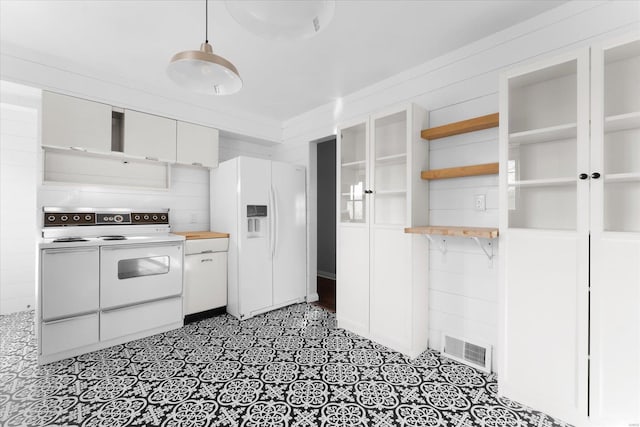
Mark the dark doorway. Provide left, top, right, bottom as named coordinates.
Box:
left=316, top=137, right=336, bottom=311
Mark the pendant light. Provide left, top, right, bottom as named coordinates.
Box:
left=225, top=0, right=335, bottom=40
left=167, top=0, right=242, bottom=95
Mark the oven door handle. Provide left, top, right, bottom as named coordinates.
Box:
left=43, top=247, right=99, bottom=255
left=100, top=242, right=183, bottom=251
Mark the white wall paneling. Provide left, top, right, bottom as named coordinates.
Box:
left=0, top=86, right=39, bottom=314
left=273, top=1, right=640, bottom=381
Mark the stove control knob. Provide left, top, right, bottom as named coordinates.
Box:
left=161, top=215, right=167, bottom=220
left=152, top=215, right=158, bottom=220
left=73, top=215, right=80, bottom=221
left=144, top=215, right=149, bottom=220
left=134, top=215, right=141, bottom=221
left=114, top=215, right=123, bottom=223
left=61, top=215, right=68, bottom=222
left=47, top=215, right=56, bottom=222
left=85, top=215, right=92, bottom=221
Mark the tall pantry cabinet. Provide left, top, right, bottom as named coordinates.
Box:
left=336, top=104, right=430, bottom=358
left=499, top=34, right=640, bottom=427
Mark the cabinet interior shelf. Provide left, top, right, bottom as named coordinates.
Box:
left=341, top=160, right=366, bottom=168
left=421, top=162, right=498, bottom=180
left=508, top=177, right=575, bottom=187
left=376, top=153, right=407, bottom=164
left=404, top=225, right=499, bottom=239
left=375, top=189, right=406, bottom=195
left=604, top=172, right=640, bottom=183
left=509, top=123, right=577, bottom=145
left=421, top=113, right=499, bottom=140
left=604, top=111, right=640, bottom=133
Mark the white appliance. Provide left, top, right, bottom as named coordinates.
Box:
left=211, top=156, right=307, bottom=319
left=38, top=207, right=184, bottom=364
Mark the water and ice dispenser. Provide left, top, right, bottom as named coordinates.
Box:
left=246, top=205, right=267, bottom=237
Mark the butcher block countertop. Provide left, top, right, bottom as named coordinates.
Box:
left=173, top=231, right=230, bottom=240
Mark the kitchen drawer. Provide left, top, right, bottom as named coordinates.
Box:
left=41, top=313, right=99, bottom=355
left=100, top=297, right=182, bottom=341
left=185, top=238, right=229, bottom=255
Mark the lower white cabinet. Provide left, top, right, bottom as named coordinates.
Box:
left=184, top=238, right=228, bottom=316
left=100, top=297, right=182, bottom=341
left=41, top=313, right=99, bottom=355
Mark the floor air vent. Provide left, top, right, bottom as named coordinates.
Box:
left=441, top=333, right=491, bottom=373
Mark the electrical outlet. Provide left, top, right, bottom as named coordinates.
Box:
left=189, top=213, right=198, bottom=223
left=474, top=194, right=486, bottom=211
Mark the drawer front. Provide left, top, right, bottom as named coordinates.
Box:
left=41, top=313, right=99, bottom=355
left=41, top=247, right=99, bottom=320
left=185, top=238, right=229, bottom=255
left=100, top=297, right=182, bottom=341
left=100, top=243, right=183, bottom=309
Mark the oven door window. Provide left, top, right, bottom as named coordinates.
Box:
left=118, top=256, right=170, bottom=280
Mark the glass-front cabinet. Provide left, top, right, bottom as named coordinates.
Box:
left=339, top=122, right=368, bottom=223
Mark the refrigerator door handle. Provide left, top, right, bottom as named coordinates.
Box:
left=269, top=186, right=276, bottom=259
left=272, top=185, right=278, bottom=259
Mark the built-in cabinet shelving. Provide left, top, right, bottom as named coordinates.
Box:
left=337, top=103, right=429, bottom=358
left=41, top=91, right=220, bottom=189
left=420, top=112, right=499, bottom=140
left=499, top=34, right=640, bottom=427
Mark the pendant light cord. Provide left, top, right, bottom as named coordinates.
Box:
left=205, top=0, right=208, bottom=43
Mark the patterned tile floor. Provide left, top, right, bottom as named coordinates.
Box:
left=0, top=304, right=571, bottom=427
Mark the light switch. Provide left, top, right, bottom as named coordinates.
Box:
left=474, top=194, right=486, bottom=211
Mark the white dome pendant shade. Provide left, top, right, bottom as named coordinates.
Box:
left=167, top=0, right=242, bottom=95
left=225, top=0, right=335, bottom=40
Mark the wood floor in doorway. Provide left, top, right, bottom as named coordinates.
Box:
left=315, top=276, right=336, bottom=312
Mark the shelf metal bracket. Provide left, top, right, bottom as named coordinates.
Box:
left=472, top=237, right=494, bottom=264
left=424, top=235, right=447, bottom=254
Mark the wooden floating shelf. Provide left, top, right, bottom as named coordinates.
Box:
left=421, top=162, right=498, bottom=180
left=405, top=225, right=499, bottom=239
left=421, top=113, right=499, bottom=140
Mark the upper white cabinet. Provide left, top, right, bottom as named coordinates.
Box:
left=337, top=104, right=429, bottom=358
left=499, top=34, right=639, bottom=427
left=123, top=109, right=177, bottom=162
left=176, top=121, right=219, bottom=168
left=41, top=91, right=112, bottom=153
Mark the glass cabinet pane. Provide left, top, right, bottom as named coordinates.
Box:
left=372, top=111, right=407, bottom=225
left=340, top=123, right=367, bottom=223
left=602, top=40, right=640, bottom=232
left=507, top=59, right=579, bottom=230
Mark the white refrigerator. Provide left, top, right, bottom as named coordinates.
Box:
left=210, top=156, right=307, bottom=320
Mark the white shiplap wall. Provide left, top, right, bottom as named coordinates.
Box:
left=273, top=1, right=640, bottom=370
left=0, top=102, right=38, bottom=314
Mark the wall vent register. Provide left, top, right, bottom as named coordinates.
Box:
left=441, top=333, right=492, bottom=373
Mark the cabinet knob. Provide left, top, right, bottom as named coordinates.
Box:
left=579, top=173, right=588, bottom=180
left=591, top=172, right=601, bottom=179
left=364, top=189, right=373, bottom=194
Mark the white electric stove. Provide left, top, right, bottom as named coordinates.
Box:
left=38, top=207, right=185, bottom=364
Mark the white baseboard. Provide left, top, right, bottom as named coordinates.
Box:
left=306, top=293, right=319, bottom=302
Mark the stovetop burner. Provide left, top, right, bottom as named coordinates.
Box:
left=98, top=235, right=127, bottom=241
left=52, top=237, right=89, bottom=243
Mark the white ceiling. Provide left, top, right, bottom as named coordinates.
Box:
left=0, top=0, right=567, bottom=123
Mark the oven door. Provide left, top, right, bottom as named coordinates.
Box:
left=100, top=242, right=183, bottom=309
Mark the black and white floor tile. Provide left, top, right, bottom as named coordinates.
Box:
left=0, top=304, right=571, bottom=426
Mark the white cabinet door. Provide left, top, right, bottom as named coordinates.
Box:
left=177, top=121, right=219, bottom=168
left=124, top=109, right=176, bottom=162
left=41, top=247, right=99, bottom=320
left=184, top=251, right=227, bottom=315
left=41, top=91, right=112, bottom=152
left=336, top=225, right=369, bottom=336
